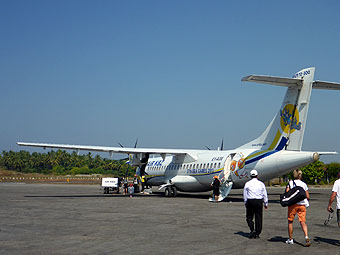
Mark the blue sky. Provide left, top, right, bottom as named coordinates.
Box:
left=1, top=0, right=340, bottom=163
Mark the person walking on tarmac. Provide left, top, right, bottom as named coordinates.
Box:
left=243, top=169, right=268, bottom=239
left=327, top=170, right=340, bottom=228
left=285, top=169, right=311, bottom=246
left=211, top=175, right=220, bottom=202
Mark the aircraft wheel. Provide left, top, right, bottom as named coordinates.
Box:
left=171, top=186, right=177, bottom=197
left=165, top=187, right=171, bottom=197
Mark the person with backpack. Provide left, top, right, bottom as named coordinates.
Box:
left=285, top=169, right=311, bottom=247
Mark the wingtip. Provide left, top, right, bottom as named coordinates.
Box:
left=241, top=75, right=252, bottom=82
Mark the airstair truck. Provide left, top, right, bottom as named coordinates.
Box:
left=101, top=177, right=120, bottom=194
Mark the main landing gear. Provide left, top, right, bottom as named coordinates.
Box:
left=164, top=186, right=177, bottom=197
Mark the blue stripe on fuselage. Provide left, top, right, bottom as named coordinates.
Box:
left=245, top=137, right=288, bottom=165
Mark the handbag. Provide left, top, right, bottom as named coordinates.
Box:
left=280, top=180, right=307, bottom=207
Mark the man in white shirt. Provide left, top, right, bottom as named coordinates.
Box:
left=243, top=169, right=268, bottom=239
left=327, top=170, right=340, bottom=228
left=285, top=169, right=311, bottom=247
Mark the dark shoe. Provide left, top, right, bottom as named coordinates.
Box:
left=255, top=235, right=260, bottom=239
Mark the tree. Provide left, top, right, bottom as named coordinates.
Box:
left=300, top=161, right=325, bottom=184
left=324, top=162, right=340, bottom=183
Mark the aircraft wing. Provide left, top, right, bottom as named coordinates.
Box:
left=16, top=142, right=199, bottom=161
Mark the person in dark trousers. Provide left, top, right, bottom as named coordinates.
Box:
left=243, top=169, right=268, bottom=239
left=141, top=175, right=146, bottom=193
left=133, top=175, right=140, bottom=193
left=211, top=175, right=220, bottom=202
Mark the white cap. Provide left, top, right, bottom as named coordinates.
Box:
left=250, top=169, right=258, bottom=177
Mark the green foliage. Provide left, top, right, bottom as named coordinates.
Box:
left=0, top=150, right=136, bottom=177
left=325, top=162, right=340, bottom=183
left=283, top=161, right=340, bottom=185
left=300, top=161, right=325, bottom=184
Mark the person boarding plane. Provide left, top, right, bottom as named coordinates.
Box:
left=18, top=67, right=340, bottom=201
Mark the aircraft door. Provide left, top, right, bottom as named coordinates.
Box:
left=218, top=154, right=232, bottom=183
left=229, top=152, right=247, bottom=179
left=217, top=154, right=234, bottom=202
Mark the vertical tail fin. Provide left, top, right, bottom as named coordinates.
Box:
left=238, top=67, right=315, bottom=151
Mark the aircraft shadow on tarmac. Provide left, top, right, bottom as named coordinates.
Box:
left=23, top=191, right=321, bottom=202
left=23, top=192, right=245, bottom=201
left=24, top=192, right=211, bottom=199
left=24, top=194, right=135, bottom=198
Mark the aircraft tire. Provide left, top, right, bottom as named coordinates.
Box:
left=171, top=186, right=177, bottom=197
left=165, top=187, right=171, bottom=197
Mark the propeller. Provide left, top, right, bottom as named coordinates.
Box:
left=205, top=138, right=224, bottom=151
left=115, top=138, right=139, bottom=178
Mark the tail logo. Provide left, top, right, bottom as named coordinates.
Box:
left=280, top=104, right=301, bottom=134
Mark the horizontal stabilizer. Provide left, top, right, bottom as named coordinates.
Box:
left=242, top=75, right=340, bottom=91
left=313, top=81, right=340, bottom=90
left=317, top=151, right=338, bottom=155
left=241, top=75, right=302, bottom=87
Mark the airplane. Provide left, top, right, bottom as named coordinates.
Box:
left=17, top=67, right=340, bottom=201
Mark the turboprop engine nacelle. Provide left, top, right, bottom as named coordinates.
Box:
left=129, top=153, right=149, bottom=167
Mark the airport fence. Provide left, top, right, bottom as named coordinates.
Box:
left=0, top=176, right=101, bottom=184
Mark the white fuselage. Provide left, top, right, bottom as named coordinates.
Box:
left=145, top=149, right=318, bottom=192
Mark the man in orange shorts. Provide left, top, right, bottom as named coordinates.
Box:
left=286, top=169, right=311, bottom=247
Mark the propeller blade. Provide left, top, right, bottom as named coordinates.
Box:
left=115, top=140, right=124, bottom=148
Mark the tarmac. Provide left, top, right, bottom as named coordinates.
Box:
left=0, top=183, right=339, bottom=255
